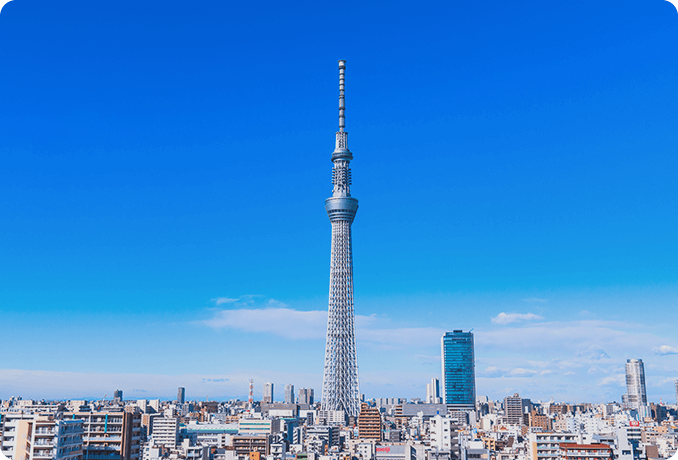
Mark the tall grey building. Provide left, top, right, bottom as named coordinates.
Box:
left=263, top=382, right=274, bottom=403
left=113, top=389, right=123, bottom=403
left=624, top=359, right=647, bottom=411
left=441, top=330, right=475, bottom=410
left=675, top=379, right=678, bottom=405
left=320, top=60, right=361, bottom=418
left=298, top=388, right=314, bottom=405
left=177, top=387, right=185, bottom=404
left=426, top=378, right=441, bottom=404
left=504, top=393, right=524, bottom=426
left=284, top=384, right=295, bottom=404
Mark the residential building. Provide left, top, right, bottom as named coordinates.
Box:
left=151, top=417, right=179, bottom=449
left=177, top=388, right=185, bottom=405
left=263, top=383, right=274, bottom=404
left=528, top=432, right=581, bottom=460
left=624, top=359, right=647, bottom=412
left=528, top=411, right=552, bottom=431
left=357, top=403, right=381, bottom=441
left=429, top=415, right=459, bottom=453
left=504, top=394, right=524, bottom=426
left=13, top=416, right=83, bottom=460
left=232, top=435, right=271, bottom=456
left=306, top=425, right=339, bottom=447
left=558, top=443, right=612, bottom=460
left=284, top=385, right=294, bottom=404
left=68, top=410, right=142, bottom=460
left=441, top=331, right=475, bottom=410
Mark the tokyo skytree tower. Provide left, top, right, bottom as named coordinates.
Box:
left=320, top=60, right=360, bottom=418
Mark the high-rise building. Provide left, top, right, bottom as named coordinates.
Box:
left=284, top=384, right=295, bottom=404
left=263, top=382, right=274, bottom=403
left=177, top=387, right=185, bottom=404
left=321, top=60, right=361, bottom=418
left=298, top=388, right=314, bottom=405
left=426, top=377, right=441, bottom=404
left=624, top=359, right=647, bottom=411
left=675, top=379, right=678, bottom=405
left=113, top=389, right=123, bottom=403
left=441, top=330, right=475, bottom=409
left=504, top=393, right=524, bottom=426
left=357, top=403, right=382, bottom=441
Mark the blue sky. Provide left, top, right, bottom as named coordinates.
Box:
left=1, top=0, right=677, bottom=403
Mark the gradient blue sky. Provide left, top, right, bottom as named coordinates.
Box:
left=1, top=0, right=677, bottom=403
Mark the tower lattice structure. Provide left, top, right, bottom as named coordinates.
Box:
left=321, top=60, right=360, bottom=418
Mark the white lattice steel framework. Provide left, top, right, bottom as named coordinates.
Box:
left=321, top=60, right=361, bottom=418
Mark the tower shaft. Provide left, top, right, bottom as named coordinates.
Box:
left=321, top=60, right=360, bottom=418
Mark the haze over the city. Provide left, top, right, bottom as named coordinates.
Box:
left=1, top=0, right=677, bottom=402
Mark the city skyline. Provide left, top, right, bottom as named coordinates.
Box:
left=1, top=0, right=678, bottom=402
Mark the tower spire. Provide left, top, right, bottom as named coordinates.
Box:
left=338, top=60, right=346, bottom=132
left=322, top=60, right=361, bottom=419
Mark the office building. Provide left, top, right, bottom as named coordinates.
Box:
left=298, top=388, right=314, bottom=405
left=321, top=60, right=361, bottom=418
left=263, top=383, right=274, bottom=403
left=357, top=403, right=382, bottom=441
left=441, top=331, right=475, bottom=409
left=624, top=359, right=647, bottom=412
left=426, top=378, right=441, bottom=404
left=284, top=384, right=294, bottom=404
left=177, top=387, right=185, bottom=405
left=238, top=419, right=280, bottom=435
left=674, top=379, right=677, bottom=405
left=113, top=390, right=123, bottom=404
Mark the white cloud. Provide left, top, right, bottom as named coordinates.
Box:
left=652, top=345, right=678, bottom=355
left=491, top=312, right=544, bottom=325
left=202, top=307, right=327, bottom=339
left=510, top=368, right=538, bottom=377
left=212, top=297, right=239, bottom=305
left=522, top=298, right=547, bottom=302
left=598, top=374, right=625, bottom=387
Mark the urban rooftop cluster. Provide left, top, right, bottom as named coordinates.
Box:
left=2, top=331, right=678, bottom=460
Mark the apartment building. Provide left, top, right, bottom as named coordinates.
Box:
left=358, top=404, right=382, bottom=442
left=67, top=411, right=141, bottom=460
left=13, top=416, right=83, bottom=460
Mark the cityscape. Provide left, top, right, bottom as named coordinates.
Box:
left=2, top=2, right=678, bottom=460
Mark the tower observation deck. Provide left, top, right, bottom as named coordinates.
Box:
left=320, top=60, right=361, bottom=418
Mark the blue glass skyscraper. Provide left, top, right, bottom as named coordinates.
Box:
left=441, top=330, right=476, bottom=409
